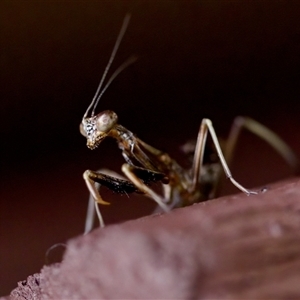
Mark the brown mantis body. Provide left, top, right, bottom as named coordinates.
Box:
left=80, top=15, right=299, bottom=232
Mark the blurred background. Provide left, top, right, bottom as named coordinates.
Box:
left=1, top=1, right=300, bottom=295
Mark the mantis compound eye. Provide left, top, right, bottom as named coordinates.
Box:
left=80, top=119, right=96, bottom=138
left=96, top=110, right=118, bottom=133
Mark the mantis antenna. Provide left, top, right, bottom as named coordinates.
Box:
left=91, top=55, right=137, bottom=117
left=83, top=13, right=132, bottom=118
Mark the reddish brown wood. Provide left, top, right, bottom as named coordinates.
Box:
left=8, top=178, right=300, bottom=299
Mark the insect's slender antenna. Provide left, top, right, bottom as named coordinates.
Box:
left=83, top=13, right=131, bottom=118
left=91, top=55, right=137, bottom=117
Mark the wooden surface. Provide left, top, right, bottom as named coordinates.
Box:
left=9, top=178, right=300, bottom=299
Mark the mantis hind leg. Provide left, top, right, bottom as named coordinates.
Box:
left=225, top=116, right=299, bottom=173
left=191, top=118, right=258, bottom=197
left=212, top=116, right=300, bottom=196
left=191, top=117, right=299, bottom=199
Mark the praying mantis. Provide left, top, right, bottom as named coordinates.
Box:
left=80, top=15, right=299, bottom=232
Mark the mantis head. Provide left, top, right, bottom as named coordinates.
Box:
left=80, top=110, right=118, bottom=150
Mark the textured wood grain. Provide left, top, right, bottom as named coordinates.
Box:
left=9, top=178, right=300, bottom=299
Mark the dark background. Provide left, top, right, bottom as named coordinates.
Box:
left=1, top=1, right=300, bottom=295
